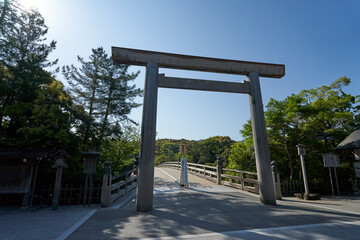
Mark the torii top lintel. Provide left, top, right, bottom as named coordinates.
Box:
left=112, top=47, right=285, bottom=78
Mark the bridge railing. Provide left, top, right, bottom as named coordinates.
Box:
left=159, top=161, right=259, bottom=194
left=187, top=162, right=217, bottom=182
left=101, top=162, right=137, bottom=207
left=221, top=168, right=259, bottom=194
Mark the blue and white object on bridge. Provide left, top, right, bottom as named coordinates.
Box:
left=180, top=158, right=188, bottom=188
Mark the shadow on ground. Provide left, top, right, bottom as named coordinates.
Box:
left=67, top=189, right=360, bottom=240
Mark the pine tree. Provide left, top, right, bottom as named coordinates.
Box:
left=62, top=47, right=142, bottom=149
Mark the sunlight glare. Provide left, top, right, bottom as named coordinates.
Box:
left=19, top=0, right=43, bottom=10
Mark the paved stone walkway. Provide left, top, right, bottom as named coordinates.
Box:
left=0, top=205, right=97, bottom=240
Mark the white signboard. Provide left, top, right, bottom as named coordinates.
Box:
left=323, top=153, right=340, bottom=168
left=354, top=162, right=360, bottom=178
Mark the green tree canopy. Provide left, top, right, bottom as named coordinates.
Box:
left=99, top=126, right=140, bottom=175
left=231, top=77, right=359, bottom=193
left=62, top=47, right=142, bottom=149
left=0, top=0, right=61, bottom=146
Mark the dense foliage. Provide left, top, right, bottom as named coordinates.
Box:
left=0, top=1, right=141, bottom=184
left=227, top=77, right=359, bottom=194
left=0, top=0, right=62, bottom=147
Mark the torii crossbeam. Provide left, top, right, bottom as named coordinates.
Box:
left=112, top=47, right=285, bottom=212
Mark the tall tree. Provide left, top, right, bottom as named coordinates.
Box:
left=96, top=51, right=141, bottom=147
left=0, top=0, right=58, bottom=145
left=265, top=94, right=305, bottom=180
left=265, top=77, right=359, bottom=191
left=62, top=48, right=103, bottom=145
left=62, top=47, right=142, bottom=149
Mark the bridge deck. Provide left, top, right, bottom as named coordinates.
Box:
left=2, top=167, right=360, bottom=240
left=66, top=167, right=360, bottom=240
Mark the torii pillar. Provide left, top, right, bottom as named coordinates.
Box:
left=136, top=62, right=158, bottom=212
left=248, top=72, right=276, bottom=205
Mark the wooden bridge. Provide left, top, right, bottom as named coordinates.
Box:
left=2, top=164, right=360, bottom=240
left=159, top=161, right=259, bottom=194
left=98, top=161, right=305, bottom=209
left=60, top=165, right=360, bottom=240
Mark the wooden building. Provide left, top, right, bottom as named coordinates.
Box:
left=0, top=149, right=58, bottom=207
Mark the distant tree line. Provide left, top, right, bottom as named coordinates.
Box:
left=155, top=136, right=234, bottom=166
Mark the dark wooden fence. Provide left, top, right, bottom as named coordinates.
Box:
left=34, top=183, right=102, bottom=206
left=1, top=166, right=138, bottom=207
left=0, top=183, right=102, bottom=206
left=281, top=180, right=304, bottom=196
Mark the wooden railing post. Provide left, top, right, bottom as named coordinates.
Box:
left=125, top=171, right=128, bottom=194
left=241, top=172, right=245, bottom=190
left=216, top=158, right=222, bottom=185
left=101, top=161, right=112, bottom=207
left=134, top=154, right=139, bottom=176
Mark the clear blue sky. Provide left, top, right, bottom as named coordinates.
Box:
left=22, top=0, right=360, bottom=141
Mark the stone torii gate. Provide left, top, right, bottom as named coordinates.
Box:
left=112, top=47, right=285, bottom=212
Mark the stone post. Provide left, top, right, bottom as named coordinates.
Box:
left=136, top=62, right=158, bottom=212
left=52, top=166, right=63, bottom=210
left=22, top=164, right=34, bottom=208
left=271, top=161, right=282, bottom=200
left=52, top=155, right=68, bottom=210
left=101, top=161, right=112, bottom=207
left=297, top=144, right=309, bottom=195
left=247, top=72, right=276, bottom=205
left=300, top=155, right=309, bottom=195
